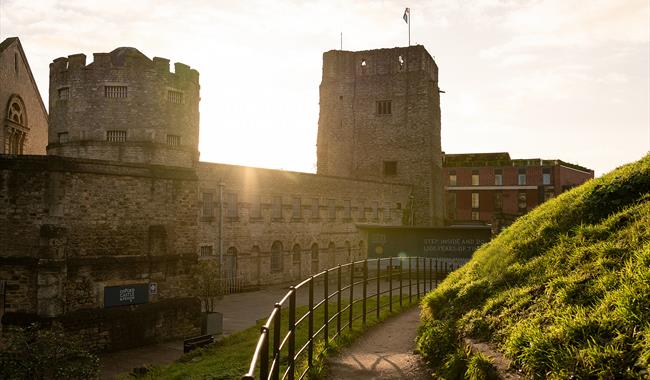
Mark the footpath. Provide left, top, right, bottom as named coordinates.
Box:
left=327, top=306, right=432, bottom=380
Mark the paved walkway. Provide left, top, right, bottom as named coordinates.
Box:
left=327, top=306, right=432, bottom=380
left=100, top=277, right=431, bottom=379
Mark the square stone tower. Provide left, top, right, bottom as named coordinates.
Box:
left=317, top=45, right=443, bottom=226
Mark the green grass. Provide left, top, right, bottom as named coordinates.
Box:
left=417, top=154, right=650, bottom=379
left=133, top=293, right=418, bottom=379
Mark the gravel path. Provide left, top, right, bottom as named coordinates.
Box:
left=326, top=306, right=432, bottom=380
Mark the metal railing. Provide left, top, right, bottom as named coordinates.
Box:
left=241, top=256, right=464, bottom=380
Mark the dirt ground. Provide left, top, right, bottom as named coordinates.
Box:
left=326, top=306, right=432, bottom=380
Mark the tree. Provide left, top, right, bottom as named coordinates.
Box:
left=195, top=259, right=223, bottom=313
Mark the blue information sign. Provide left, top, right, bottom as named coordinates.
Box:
left=104, top=284, right=149, bottom=308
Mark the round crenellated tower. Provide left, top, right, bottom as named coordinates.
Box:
left=47, top=47, right=200, bottom=168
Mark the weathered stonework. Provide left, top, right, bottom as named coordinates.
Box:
left=317, top=46, right=444, bottom=226
left=47, top=47, right=200, bottom=168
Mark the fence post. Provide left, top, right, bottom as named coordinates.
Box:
left=349, top=261, right=354, bottom=331
left=260, top=327, right=269, bottom=380
left=337, top=265, right=342, bottom=337
left=435, top=260, right=438, bottom=287
left=388, top=257, right=393, bottom=313
left=429, top=257, right=433, bottom=291
left=376, top=258, right=380, bottom=319
left=416, top=257, right=420, bottom=300
left=408, top=257, right=412, bottom=304
left=324, top=269, right=329, bottom=345
left=362, top=259, right=368, bottom=326
left=272, top=303, right=281, bottom=380
left=308, top=277, right=314, bottom=367
left=288, top=287, right=296, bottom=380
left=399, top=257, right=404, bottom=309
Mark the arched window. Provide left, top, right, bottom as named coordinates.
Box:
left=358, top=240, right=365, bottom=260
left=345, top=241, right=351, bottom=262
left=4, top=95, right=28, bottom=154
left=292, top=244, right=301, bottom=264
left=271, top=241, right=283, bottom=273
left=328, top=242, right=336, bottom=268
left=311, top=243, right=319, bottom=273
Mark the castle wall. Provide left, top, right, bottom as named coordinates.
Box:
left=317, top=45, right=444, bottom=226
left=47, top=49, right=200, bottom=168
left=197, top=162, right=412, bottom=285
left=0, top=38, right=48, bottom=155
left=0, top=155, right=201, bottom=349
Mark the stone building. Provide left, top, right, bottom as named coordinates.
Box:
left=0, top=37, right=48, bottom=155
left=443, top=152, right=594, bottom=232
left=1, top=44, right=441, bottom=350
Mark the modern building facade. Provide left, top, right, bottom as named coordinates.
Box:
left=443, top=152, right=594, bottom=232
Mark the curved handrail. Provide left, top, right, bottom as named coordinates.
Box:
left=241, top=256, right=464, bottom=380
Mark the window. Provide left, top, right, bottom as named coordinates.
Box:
left=292, top=244, right=301, bottom=264
left=360, top=59, right=367, bottom=67
left=251, top=195, right=262, bottom=219
left=292, top=197, right=301, bottom=218
left=328, top=199, right=336, bottom=219
left=518, top=169, right=527, bottom=185
left=4, top=97, right=27, bottom=154
left=518, top=191, right=527, bottom=211
left=104, top=85, right=127, bottom=98
left=271, top=241, right=283, bottom=272
left=167, top=135, right=181, bottom=146
left=272, top=196, right=282, bottom=219
left=344, top=200, right=352, bottom=219
left=311, top=198, right=320, bottom=219
left=471, top=170, right=479, bottom=186
left=226, top=192, right=238, bottom=218
left=372, top=201, right=379, bottom=220
left=398, top=55, right=405, bottom=69
left=58, top=87, right=69, bottom=100
left=471, top=192, right=479, bottom=209
left=494, top=169, right=503, bottom=186
left=376, top=100, right=392, bottom=115
left=448, top=171, right=457, bottom=186
left=106, top=130, right=127, bottom=142
left=383, top=161, right=397, bottom=176
left=58, top=132, right=69, bottom=144
left=494, top=192, right=503, bottom=210
left=167, top=90, right=183, bottom=104
left=14, top=53, right=19, bottom=75
left=310, top=243, right=319, bottom=273
left=202, top=192, right=213, bottom=217
left=200, top=245, right=213, bottom=257
left=471, top=211, right=480, bottom=221
left=542, top=168, right=551, bottom=185
left=446, top=193, right=457, bottom=220
left=328, top=242, right=336, bottom=267
left=544, top=190, right=554, bottom=202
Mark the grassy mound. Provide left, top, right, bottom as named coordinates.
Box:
left=417, top=154, right=650, bottom=379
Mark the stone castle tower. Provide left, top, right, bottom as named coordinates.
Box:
left=316, top=45, right=444, bottom=226
left=47, top=47, right=200, bottom=168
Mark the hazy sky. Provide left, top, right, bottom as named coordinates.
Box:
left=1, top=0, right=648, bottom=176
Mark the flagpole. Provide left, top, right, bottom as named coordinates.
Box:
left=408, top=13, right=411, bottom=46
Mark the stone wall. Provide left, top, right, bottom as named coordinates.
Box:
left=0, top=155, right=199, bottom=324
left=197, top=162, right=412, bottom=285
left=316, top=45, right=444, bottom=226
left=47, top=48, right=199, bottom=168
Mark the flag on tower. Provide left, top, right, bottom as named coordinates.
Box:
left=403, top=7, right=410, bottom=23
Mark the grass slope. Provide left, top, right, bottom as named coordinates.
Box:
left=417, top=154, right=650, bottom=379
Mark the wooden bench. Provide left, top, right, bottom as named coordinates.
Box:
left=183, top=334, right=214, bottom=353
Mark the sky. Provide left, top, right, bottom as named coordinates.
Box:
left=1, top=0, right=648, bottom=176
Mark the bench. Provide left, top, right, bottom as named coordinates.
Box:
left=183, top=334, right=214, bottom=353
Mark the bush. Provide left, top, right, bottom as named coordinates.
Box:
left=0, top=323, right=99, bottom=379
